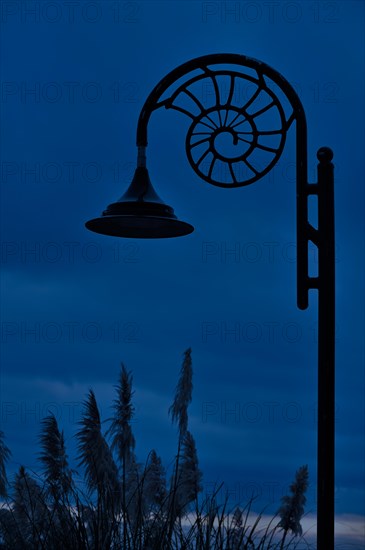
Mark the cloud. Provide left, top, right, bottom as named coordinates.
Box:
left=179, top=512, right=365, bottom=547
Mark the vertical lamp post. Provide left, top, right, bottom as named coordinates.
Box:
left=85, top=54, right=335, bottom=549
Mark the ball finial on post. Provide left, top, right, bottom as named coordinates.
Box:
left=317, top=147, right=334, bottom=163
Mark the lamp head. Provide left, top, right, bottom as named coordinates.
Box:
left=85, top=167, right=194, bottom=239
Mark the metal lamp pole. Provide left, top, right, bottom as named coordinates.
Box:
left=85, top=54, right=335, bottom=549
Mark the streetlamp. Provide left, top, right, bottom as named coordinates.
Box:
left=85, top=54, right=335, bottom=549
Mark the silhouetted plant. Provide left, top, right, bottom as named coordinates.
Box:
left=277, top=464, right=309, bottom=549
left=0, top=432, right=11, bottom=499
left=144, top=449, right=167, bottom=511
left=12, top=466, right=49, bottom=547
left=76, top=389, right=121, bottom=547
left=168, top=348, right=198, bottom=541
left=175, top=430, right=202, bottom=519
left=169, top=347, right=193, bottom=438
left=107, top=363, right=136, bottom=547
left=0, top=351, right=311, bottom=549
left=39, top=413, right=73, bottom=501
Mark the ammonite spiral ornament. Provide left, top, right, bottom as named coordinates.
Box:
left=158, top=67, right=294, bottom=188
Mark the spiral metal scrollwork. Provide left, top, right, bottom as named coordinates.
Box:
left=157, top=67, right=295, bottom=188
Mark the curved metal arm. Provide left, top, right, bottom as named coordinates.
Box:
left=135, top=53, right=313, bottom=309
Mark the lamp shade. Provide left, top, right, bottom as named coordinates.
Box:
left=85, top=167, right=194, bottom=238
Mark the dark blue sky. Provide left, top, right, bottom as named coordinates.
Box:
left=1, top=0, right=364, bottom=544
